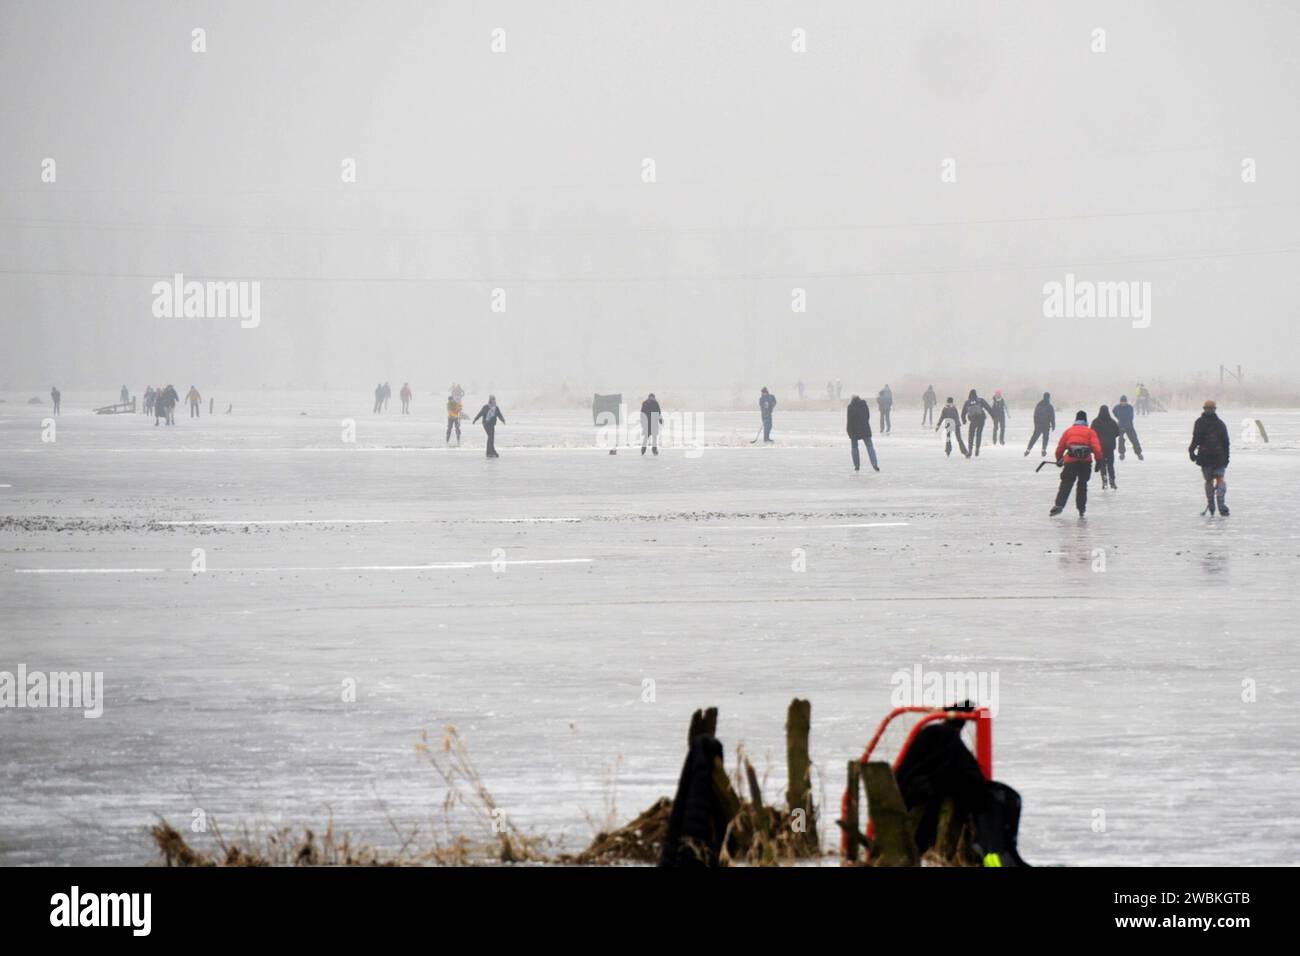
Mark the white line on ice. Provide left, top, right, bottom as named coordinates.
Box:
left=157, top=517, right=583, bottom=525
left=13, top=558, right=593, bottom=574
left=157, top=519, right=396, bottom=525
left=482, top=517, right=582, bottom=523
left=709, top=521, right=910, bottom=530
left=13, top=568, right=166, bottom=574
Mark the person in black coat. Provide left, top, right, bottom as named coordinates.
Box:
left=1090, top=405, right=1121, bottom=490
left=758, top=387, right=777, bottom=442
left=1024, top=391, right=1056, bottom=457
left=961, top=389, right=994, bottom=457
left=989, top=390, right=1009, bottom=445
left=877, top=385, right=893, bottom=434
left=639, top=393, right=662, bottom=456
left=935, top=396, right=968, bottom=457
left=1189, top=400, right=1230, bottom=515
left=471, top=395, right=506, bottom=458
left=846, top=395, right=879, bottom=472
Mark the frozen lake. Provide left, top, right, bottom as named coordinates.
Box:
left=2, top=390, right=1298, bottom=865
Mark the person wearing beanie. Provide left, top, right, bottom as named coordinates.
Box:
left=471, top=394, right=506, bottom=458
left=935, top=396, right=967, bottom=457
left=1189, top=399, right=1230, bottom=516
left=1025, top=391, right=1056, bottom=457
left=1049, top=410, right=1104, bottom=517
left=990, top=389, right=1009, bottom=445
left=1113, top=394, right=1144, bottom=461
left=846, top=394, right=879, bottom=471
left=1091, top=405, right=1121, bottom=490
left=960, top=388, right=994, bottom=457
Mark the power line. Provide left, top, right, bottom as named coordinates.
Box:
left=1, top=200, right=1298, bottom=239
left=1, top=245, right=1296, bottom=284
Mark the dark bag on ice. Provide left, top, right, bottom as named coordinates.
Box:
left=894, top=718, right=1029, bottom=867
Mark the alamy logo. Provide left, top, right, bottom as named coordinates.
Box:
left=151, top=273, right=261, bottom=328
left=889, top=664, right=999, bottom=717
left=50, top=886, right=151, bottom=936
left=0, top=665, right=103, bottom=717
left=1042, top=273, right=1150, bottom=328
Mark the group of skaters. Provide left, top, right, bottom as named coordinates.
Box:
left=1045, top=395, right=1216, bottom=519
left=446, top=383, right=506, bottom=457
left=43, top=383, right=215, bottom=423
left=369, top=381, right=503, bottom=456
left=927, top=388, right=1009, bottom=457
left=372, top=382, right=401, bottom=413
left=141, top=384, right=202, bottom=424
left=370, top=382, right=420, bottom=414
left=769, top=383, right=1230, bottom=518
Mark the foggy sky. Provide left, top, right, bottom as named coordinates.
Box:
left=2, top=0, right=1298, bottom=392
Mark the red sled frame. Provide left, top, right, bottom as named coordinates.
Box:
left=839, top=705, right=993, bottom=859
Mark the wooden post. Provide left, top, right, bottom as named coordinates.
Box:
left=934, top=798, right=961, bottom=863
left=785, top=698, right=818, bottom=854
left=843, top=760, right=862, bottom=862
left=687, top=707, right=718, bottom=745
left=744, top=757, right=764, bottom=810
left=710, top=757, right=742, bottom=823
left=862, top=761, right=919, bottom=867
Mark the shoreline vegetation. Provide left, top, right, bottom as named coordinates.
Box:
left=149, top=702, right=987, bottom=868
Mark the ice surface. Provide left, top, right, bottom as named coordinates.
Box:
left=1, top=391, right=1298, bottom=865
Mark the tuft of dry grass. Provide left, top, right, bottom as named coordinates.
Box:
left=148, top=724, right=832, bottom=867
left=414, top=725, right=549, bottom=864
left=150, top=819, right=396, bottom=867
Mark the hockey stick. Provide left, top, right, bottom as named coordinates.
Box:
left=750, top=426, right=764, bottom=444
left=1035, top=460, right=1062, bottom=473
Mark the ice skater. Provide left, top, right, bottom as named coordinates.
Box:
left=372, top=383, right=384, bottom=413
left=990, top=389, right=1008, bottom=445
left=922, top=385, right=936, bottom=426
left=1090, top=405, right=1120, bottom=490
left=120, top=384, right=129, bottom=405
left=961, top=389, right=993, bottom=457
left=186, top=385, right=201, bottom=418
left=382, top=382, right=392, bottom=411
left=155, top=384, right=179, bottom=426
left=758, top=387, right=777, bottom=442
left=50, top=386, right=60, bottom=415
left=1050, top=411, right=1103, bottom=517
left=1024, top=392, right=1056, bottom=458
left=640, top=393, right=663, bottom=455
left=1189, top=399, right=1230, bottom=516
left=400, top=382, right=412, bottom=414
left=877, top=384, right=893, bottom=434
left=472, top=394, right=505, bottom=458
left=936, top=397, right=967, bottom=457
left=1114, top=395, right=1144, bottom=461
left=846, top=394, right=879, bottom=472
left=445, top=392, right=463, bottom=444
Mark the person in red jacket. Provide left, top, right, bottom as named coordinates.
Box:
left=1050, top=411, right=1104, bottom=517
